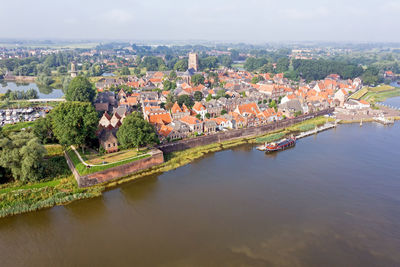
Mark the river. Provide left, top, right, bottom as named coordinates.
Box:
left=0, top=81, right=64, bottom=99
left=1, top=114, right=400, bottom=266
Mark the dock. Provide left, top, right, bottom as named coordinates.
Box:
left=373, top=116, right=395, bottom=125
left=296, top=123, right=336, bottom=139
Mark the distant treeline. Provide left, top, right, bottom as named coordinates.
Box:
left=291, top=59, right=364, bottom=81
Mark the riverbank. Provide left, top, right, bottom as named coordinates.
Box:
left=0, top=116, right=333, bottom=218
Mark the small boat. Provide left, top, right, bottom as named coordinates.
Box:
left=257, top=137, right=296, bottom=152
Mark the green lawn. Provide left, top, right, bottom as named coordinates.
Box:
left=350, top=87, right=368, bottom=100
left=67, top=148, right=151, bottom=176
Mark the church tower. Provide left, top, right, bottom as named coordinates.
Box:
left=70, top=62, right=78, bottom=78
left=188, top=53, right=199, bottom=71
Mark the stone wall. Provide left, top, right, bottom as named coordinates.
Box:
left=157, top=109, right=334, bottom=154
left=65, top=149, right=164, bottom=188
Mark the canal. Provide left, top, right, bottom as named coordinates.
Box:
left=0, top=123, right=400, bottom=265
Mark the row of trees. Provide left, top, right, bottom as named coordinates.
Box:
left=2, top=88, right=38, bottom=100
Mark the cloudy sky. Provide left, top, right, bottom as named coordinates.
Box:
left=1, top=0, right=399, bottom=42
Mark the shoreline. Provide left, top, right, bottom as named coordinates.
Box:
left=1, top=115, right=397, bottom=219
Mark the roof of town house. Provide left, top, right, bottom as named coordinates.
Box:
left=263, top=108, right=277, bottom=117
left=180, top=82, right=191, bottom=89
left=359, top=100, right=370, bottom=105
left=210, top=117, right=228, bottom=125
left=204, top=120, right=217, bottom=127
left=193, top=84, right=206, bottom=91
left=171, top=102, right=182, bottom=113
left=118, top=89, right=127, bottom=97
left=182, top=103, right=190, bottom=113
left=180, top=116, right=202, bottom=125
left=144, top=106, right=161, bottom=114
left=229, top=111, right=246, bottom=122
left=121, top=96, right=138, bottom=106
left=99, top=129, right=118, bottom=144
left=127, top=81, right=139, bottom=88
left=102, top=111, right=112, bottom=121
left=307, top=89, right=318, bottom=97
left=95, top=102, right=110, bottom=112
left=258, top=84, right=275, bottom=93
left=193, top=102, right=206, bottom=112
left=113, top=106, right=128, bottom=117
left=158, top=125, right=173, bottom=137
left=148, top=112, right=172, bottom=125
left=237, top=102, right=261, bottom=116
left=162, top=91, right=170, bottom=96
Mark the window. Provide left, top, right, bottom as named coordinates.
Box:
left=108, top=144, right=111, bottom=148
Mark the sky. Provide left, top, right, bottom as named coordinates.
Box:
left=1, top=0, right=400, bottom=42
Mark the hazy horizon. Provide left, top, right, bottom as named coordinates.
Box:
left=1, top=0, right=399, bottom=42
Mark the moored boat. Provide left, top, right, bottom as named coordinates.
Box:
left=257, top=137, right=296, bottom=152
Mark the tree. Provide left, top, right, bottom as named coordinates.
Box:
left=216, top=89, right=227, bottom=99
left=0, top=132, right=46, bottom=183
left=206, top=94, right=213, bottom=102
left=362, top=67, right=379, bottom=86
left=269, top=100, right=277, bottom=109
left=116, top=112, right=158, bottom=150
left=33, top=116, right=56, bottom=144
left=191, top=74, right=205, bottom=86
left=244, top=57, right=268, bottom=72
left=163, top=80, right=177, bottom=91
left=177, top=95, right=194, bottom=108
left=120, top=66, right=131, bottom=75
left=218, top=55, right=233, bottom=68
left=133, top=68, right=142, bottom=77
left=36, top=74, right=54, bottom=86
left=51, top=102, right=98, bottom=150
left=251, top=75, right=264, bottom=84
left=165, top=93, right=176, bottom=110
left=205, top=113, right=211, bottom=119
left=221, top=109, right=227, bottom=115
left=174, top=59, right=188, bottom=71
left=276, top=57, right=290, bottom=73
left=194, top=91, right=203, bottom=102
left=196, top=114, right=201, bottom=120
left=169, top=70, right=177, bottom=80
left=65, top=76, right=96, bottom=102
left=199, top=56, right=218, bottom=70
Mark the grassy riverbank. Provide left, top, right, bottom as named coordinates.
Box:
left=0, top=116, right=334, bottom=218
left=0, top=145, right=104, bottom=218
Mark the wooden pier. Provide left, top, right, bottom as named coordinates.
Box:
left=373, top=116, right=395, bottom=125
left=296, top=123, right=337, bottom=139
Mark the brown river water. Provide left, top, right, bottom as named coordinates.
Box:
left=0, top=120, right=400, bottom=266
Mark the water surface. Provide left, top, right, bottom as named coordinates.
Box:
left=0, top=123, right=400, bottom=266
left=0, top=81, right=64, bottom=99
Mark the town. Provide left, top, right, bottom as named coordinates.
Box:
left=93, top=52, right=369, bottom=153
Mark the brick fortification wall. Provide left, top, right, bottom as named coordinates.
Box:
left=65, top=149, right=164, bottom=188
left=157, top=109, right=334, bottom=154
